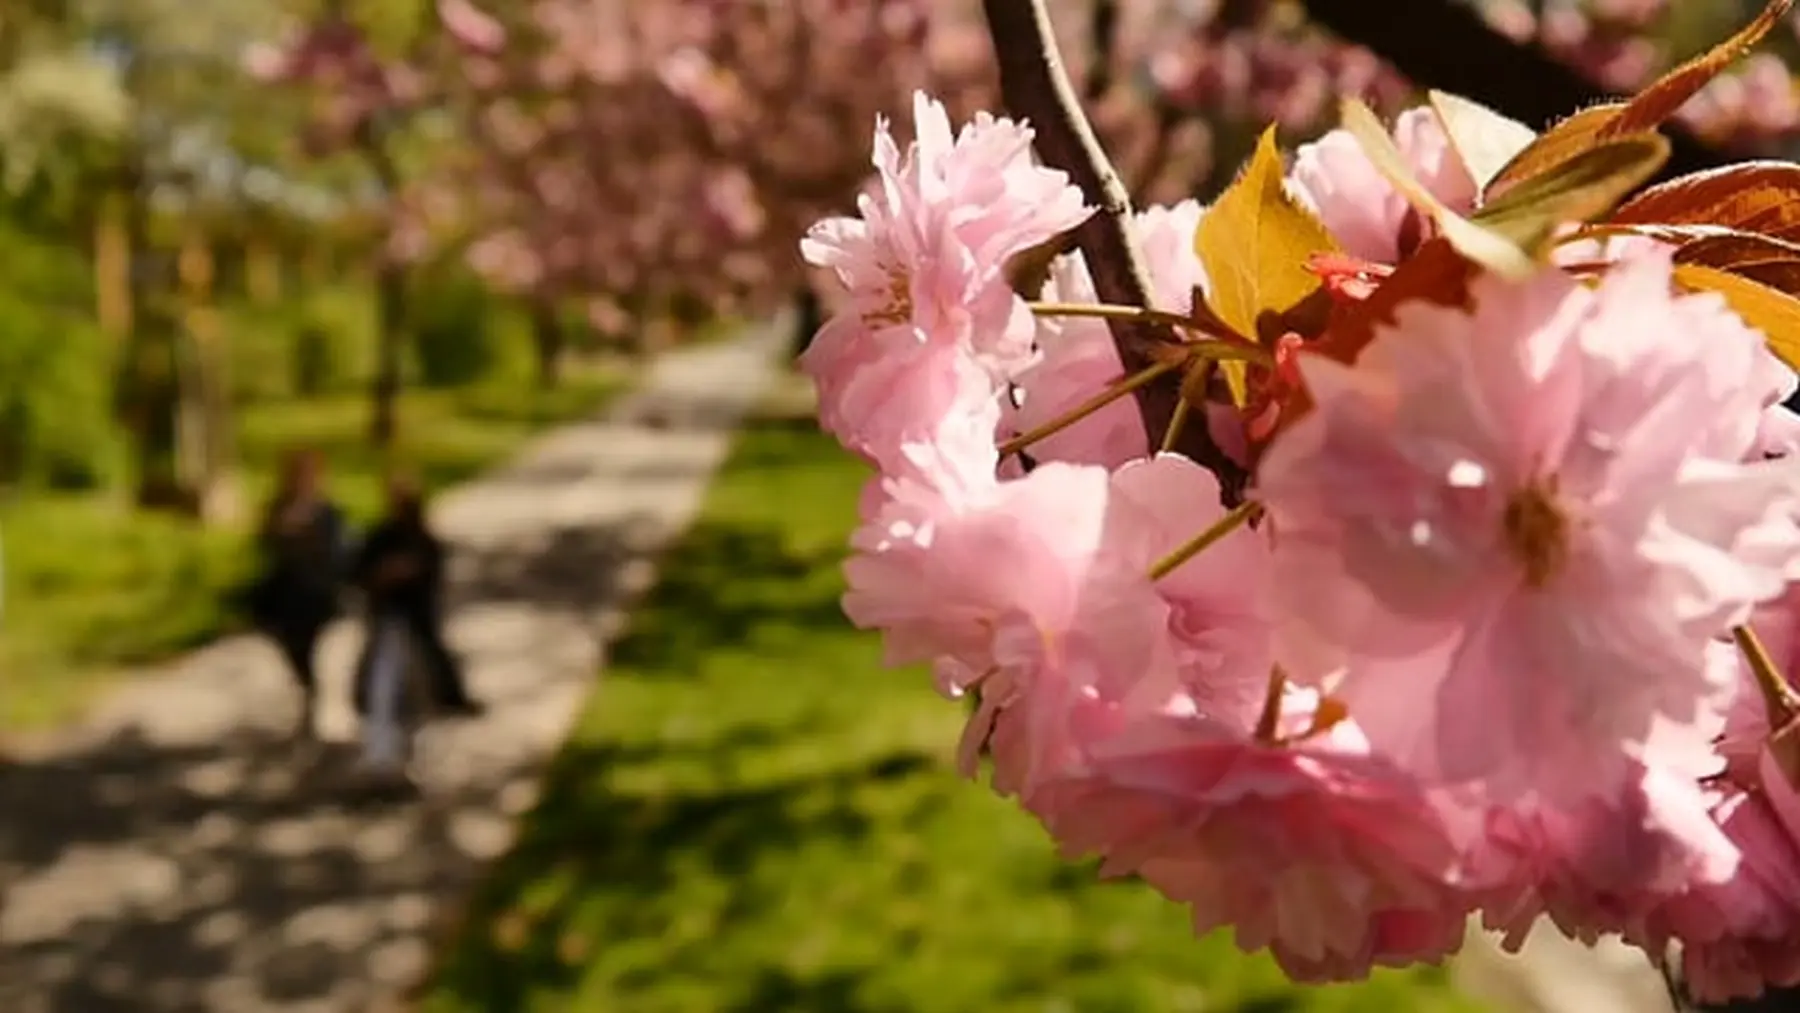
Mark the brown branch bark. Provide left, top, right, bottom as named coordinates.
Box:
left=982, top=0, right=1248, bottom=500
left=1083, top=0, right=1119, bottom=101
left=1295, top=0, right=1726, bottom=181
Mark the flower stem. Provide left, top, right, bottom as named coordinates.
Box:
left=1253, top=668, right=1286, bottom=743
left=1148, top=501, right=1263, bottom=580
left=1733, top=624, right=1800, bottom=727
left=1029, top=302, right=1268, bottom=360
left=999, top=358, right=1179, bottom=457
left=1160, top=396, right=1192, bottom=453
left=1030, top=300, right=1199, bottom=331
left=1161, top=359, right=1215, bottom=453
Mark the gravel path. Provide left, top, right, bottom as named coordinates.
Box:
left=0, top=326, right=785, bottom=1013
left=1455, top=920, right=1677, bottom=1013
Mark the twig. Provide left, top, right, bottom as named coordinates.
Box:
left=980, top=0, right=1249, bottom=501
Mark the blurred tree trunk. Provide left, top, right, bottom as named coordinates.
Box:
left=790, top=285, right=823, bottom=359
left=1084, top=0, right=1118, bottom=100
left=125, top=286, right=187, bottom=512
left=94, top=189, right=131, bottom=338
left=370, top=258, right=405, bottom=451
left=529, top=298, right=564, bottom=389
left=178, top=224, right=238, bottom=524
left=113, top=152, right=190, bottom=513
left=1294, top=0, right=1727, bottom=181
left=244, top=232, right=281, bottom=303
left=362, top=132, right=407, bottom=453
left=300, top=240, right=328, bottom=288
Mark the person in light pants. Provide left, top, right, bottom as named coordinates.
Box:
left=351, top=474, right=483, bottom=720
left=360, top=614, right=416, bottom=775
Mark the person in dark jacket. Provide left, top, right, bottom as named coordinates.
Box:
left=251, top=447, right=348, bottom=738
left=350, top=473, right=482, bottom=718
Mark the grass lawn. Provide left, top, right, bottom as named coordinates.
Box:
left=0, top=364, right=627, bottom=731
left=419, top=406, right=1488, bottom=1013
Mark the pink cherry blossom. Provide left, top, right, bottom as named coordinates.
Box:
left=795, top=87, right=1800, bottom=998
left=842, top=459, right=1166, bottom=712
left=1005, top=201, right=1207, bottom=469
left=1104, top=453, right=1272, bottom=730
left=800, top=91, right=1091, bottom=375
left=1634, top=787, right=1800, bottom=1003
left=972, top=457, right=1275, bottom=794
left=799, top=91, right=1090, bottom=469
left=1259, top=252, right=1800, bottom=803
left=439, top=0, right=507, bottom=53
left=1754, top=405, right=1800, bottom=461
left=1287, top=107, right=1477, bottom=264
left=1463, top=700, right=1741, bottom=948
left=1019, top=684, right=1471, bottom=982
left=804, top=316, right=1003, bottom=477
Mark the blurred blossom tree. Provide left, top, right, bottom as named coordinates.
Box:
left=1471, top=0, right=1800, bottom=155
left=245, top=0, right=460, bottom=445
left=252, top=0, right=1800, bottom=381
left=253, top=0, right=1415, bottom=362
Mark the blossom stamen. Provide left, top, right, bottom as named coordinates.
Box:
left=866, top=268, right=912, bottom=326
left=1502, top=478, right=1568, bottom=589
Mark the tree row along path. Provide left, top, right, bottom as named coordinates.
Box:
left=0, top=323, right=786, bottom=1013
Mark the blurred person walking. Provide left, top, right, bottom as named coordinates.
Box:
left=249, top=447, right=350, bottom=738
left=351, top=473, right=482, bottom=727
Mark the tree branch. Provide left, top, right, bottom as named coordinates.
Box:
left=1296, top=0, right=1726, bottom=180
left=981, top=0, right=1248, bottom=499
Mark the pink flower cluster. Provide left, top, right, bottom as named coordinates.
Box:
left=1483, top=0, right=1667, bottom=91
left=1148, top=4, right=1411, bottom=134
left=800, top=92, right=1800, bottom=998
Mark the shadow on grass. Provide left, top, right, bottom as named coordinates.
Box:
left=606, top=521, right=855, bottom=675
left=416, top=411, right=1489, bottom=1013
left=430, top=745, right=934, bottom=1011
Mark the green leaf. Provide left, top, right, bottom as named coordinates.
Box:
left=1469, top=133, right=1670, bottom=253
left=1427, top=90, right=1537, bottom=192
left=1338, top=98, right=1535, bottom=279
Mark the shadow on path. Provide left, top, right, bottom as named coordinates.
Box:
left=0, top=519, right=647, bottom=1013
left=0, top=330, right=784, bottom=1013
left=0, top=727, right=529, bottom=1012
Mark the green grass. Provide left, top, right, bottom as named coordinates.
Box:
left=0, top=365, right=627, bottom=731
left=419, top=409, right=1488, bottom=1013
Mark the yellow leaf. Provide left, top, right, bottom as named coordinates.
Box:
left=1673, top=263, right=1800, bottom=371
left=1217, top=359, right=1249, bottom=406
left=1338, top=98, right=1535, bottom=279
left=1470, top=133, right=1670, bottom=252
left=1427, top=90, right=1537, bottom=192
left=1192, top=125, right=1340, bottom=347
